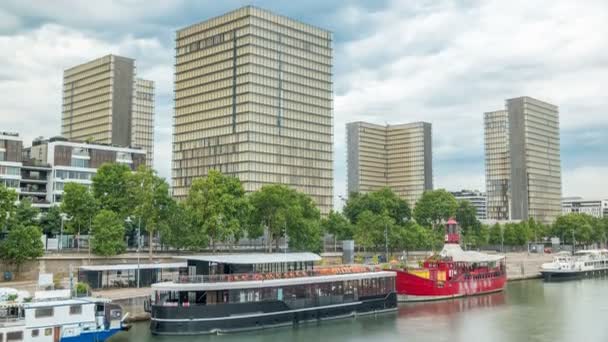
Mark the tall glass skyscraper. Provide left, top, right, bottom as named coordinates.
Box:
left=172, top=7, right=333, bottom=213
left=484, top=96, right=562, bottom=223
left=346, top=121, right=433, bottom=207
left=62, top=55, right=155, bottom=166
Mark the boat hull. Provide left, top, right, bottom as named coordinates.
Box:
left=150, top=293, right=397, bottom=335
left=393, top=270, right=506, bottom=302
left=61, top=328, right=122, bottom=342
left=542, top=268, right=608, bottom=282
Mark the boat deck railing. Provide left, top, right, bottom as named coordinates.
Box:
left=175, top=265, right=378, bottom=284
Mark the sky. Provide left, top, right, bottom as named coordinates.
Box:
left=1, top=0, right=607, bottom=206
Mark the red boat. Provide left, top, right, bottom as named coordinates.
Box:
left=392, top=218, right=506, bottom=302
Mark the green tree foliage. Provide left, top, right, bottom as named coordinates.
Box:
left=92, top=163, right=134, bottom=218
left=185, top=170, right=249, bottom=252
left=392, top=221, right=435, bottom=253
left=91, top=210, right=126, bottom=256
left=413, top=190, right=458, bottom=229
left=552, top=213, right=596, bottom=246
left=159, top=202, right=205, bottom=251
left=0, top=225, right=44, bottom=271
left=131, top=166, right=175, bottom=259
left=61, top=183, right=97, bottom=235
left=354, top=210, right=395, bottom=251
left=249, top=184, right=322, bottom=253
left=0, top=184, right=17, bottom=230
left=321, top=210, right=354, bottom=241
left=343, top=188, right=411, bottom=225
left=11, top=198, right=40, bottom=228
left=39, top=205, right=62, bottom=236
left=488, top=223, right=503, bottom=245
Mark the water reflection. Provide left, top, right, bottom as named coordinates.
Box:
left=399, top=292, right=506, bottom=318
left=116, top=280, right=608, bottom=342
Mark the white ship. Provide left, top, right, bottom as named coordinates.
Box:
left=0, top=288, right=128, bottom=342
left=540, top=249, right=608, bottom=281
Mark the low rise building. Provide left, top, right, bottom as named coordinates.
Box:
left=20, top=136, right=146, bottom=208
left=0, top=132, right=22, bottom=192
left=450, top=189, right=487, bottom=220
left=561, top=197, right=608, bottom=218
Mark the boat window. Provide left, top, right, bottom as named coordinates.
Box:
left=31, top=329, right=39, bottom=337
left=44, top=328, right=52, bottom=336
left=35, top=307, right=54, bottom=318
left=69, top=305, right=82, bottom=315
left=6, top=331, right=23, bottom=341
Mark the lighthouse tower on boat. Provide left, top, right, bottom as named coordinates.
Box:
left=445, top=218, right=460, bottom=244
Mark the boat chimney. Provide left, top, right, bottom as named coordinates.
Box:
left=445, top=218, right=460, bottom=244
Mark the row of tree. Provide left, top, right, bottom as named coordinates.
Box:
left=2, top=165, right=608, bottom=269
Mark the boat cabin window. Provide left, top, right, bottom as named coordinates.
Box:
left=69, top=305, right=82, bottom=315
left=155, top=276, right=394, bottom=307
left=6, top=331, right=23, bottom=341
left=44, top=328, right=52, bottom=336
left=31, top=329, right=39, bottom=337
left=34, top=307, right=54, bottom=318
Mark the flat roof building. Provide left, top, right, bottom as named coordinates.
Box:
left=62, top=55, right=155, bottom=166
left=23, top=136, right=146, bottom=207
left=172, top=7, right=333, bottom=214
left=346, top=121, right=432, bottom=207
left=450, top=189, right=487, bottom=220
left=484, top=96, right=562, bottom=223
left=561, top=197, right=608, bottom=218
left=0, top=132, right=23, bottom=193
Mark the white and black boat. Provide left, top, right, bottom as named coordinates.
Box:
left=146, top=253, right=397, bottom=335
left=540, top=249, right=608, bottom=281
left=0, top=288, right=128, bottom=342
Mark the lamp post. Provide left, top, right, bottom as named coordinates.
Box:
left=59, top=213, right=72, bottom=251
left=126, top=216, right=141, bottom=288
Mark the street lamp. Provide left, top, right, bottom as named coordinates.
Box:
left=59, top=213, right=72, bottom=251
left=126, top=216, right=141, bottom=288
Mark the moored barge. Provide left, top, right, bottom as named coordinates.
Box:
left=146, top=253, right=397, bottom=335
left=390, top=219, right=507, bottom=302
left=541, top=249, right=608, bottom=281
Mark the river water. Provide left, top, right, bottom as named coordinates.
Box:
left=113, top=279, right=608, bottom=342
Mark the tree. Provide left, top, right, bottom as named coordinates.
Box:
left=0, top=184, right=17, bottom=231
left=249, top=184, right=322, bottom=253
left=321, top=210, right=354, bottom=243
left=455, top=200, right=480, bottom=235
left=131, top=166, right=175, bottom=259
left=159, top=202, right=205, bottom=251
left=552, top=213, right=595, bottom=247
left=39, top=206, right=62, bottom=236
left=91, top=210, right=126, bottom=256
left=413, top=190, right=458, bottom=229
left=184, top=170, right=249, bottom=253
left=61, top=183, right=97, bottom=249
left=0, top=225, right=44, bottom=273
left=392, top=222, right=432, bottom=254
left=343, top=188, right=411, bottom=224
left=11, top=198, right=40, bottom=228
left=354, top=210, right=396, bottom=251
left=92, top=163, right=134, bottom=218
left=489, top=223, right=503, bottom=245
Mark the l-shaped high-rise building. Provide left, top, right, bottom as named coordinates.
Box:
left=61, top=55, right=155, bottom=166
left=346, top=121, right=433, bottom=207
left=484, top=96, right=562, bottom=223
left=171, top=6, right=334, bottom=214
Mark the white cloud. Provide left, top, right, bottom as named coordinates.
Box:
left=332, top=0, right=608, bottom=196
left=563, top=166, right=608, bottom=200
left=0, top=23, right=174, bottom=177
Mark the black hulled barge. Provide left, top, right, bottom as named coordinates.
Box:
left=146, top=253, right=397, bottom=335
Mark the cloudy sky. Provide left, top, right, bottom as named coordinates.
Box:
left=1, top=0, right=607, bottom=205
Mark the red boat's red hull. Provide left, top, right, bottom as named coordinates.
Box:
left=394, top=269, right=507, bottom=302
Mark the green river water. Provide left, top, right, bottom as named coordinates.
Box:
left=112, top=279, right=608, bottom=342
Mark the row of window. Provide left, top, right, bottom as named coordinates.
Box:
left=0, top=165, right=20, bottom=176
left=34, top=305, right=82, bottom=318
